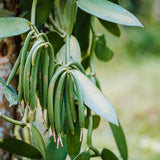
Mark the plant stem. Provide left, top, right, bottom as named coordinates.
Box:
left=87, top=108, right=93, bottom=147
left=89, top=16, right=96, bottom=74
left=90, top=145, right=101, bottom=156
left=31, top=0, right=38, bottom=25
left=0, top=112, right=26, bottom=127
left=48, top=16, right=66, bottom=36
left=65, top=33, right=70, bottom=64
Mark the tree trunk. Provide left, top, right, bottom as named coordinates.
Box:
left=0, top=0, right=20, bottom=159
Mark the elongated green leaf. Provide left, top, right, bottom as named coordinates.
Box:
left=0, top=77, right=18, bottom=106
left=17, top=0, right=54, bottom=27
left=36, top=0, right=54, bottom=27
left=109, top=122, right=128, bottom=160
left=73, top=70, right=118, bottom=125
left=0, top=17, right=30, bottom=38
left=46, top=136, right=67, bottom=160
left=59, top=36, right=81, bottom=63
left=95, top=34, right=114, bottom=62
left=0, top=9, right=14, bottom=17
left=73, top=151, right=90, bottom=160
left=0, top=137, right=42, bottom=159
left=73, top=9, right=91, bottom=55
left=98, top=19, right=121, bottom=37
left=47, top=31, right=64, bottom=54
left=54, top=0, right=73, bottom=31
left=66, top=121, right=82, bottom=159
left=85, top=115, right=101, bottom=130
left=101, top=148, right=119, bottom=160
left=17, top=0, right=32, bottom=10
left=30, top=123, right=46, bottom=159
left=77, top=0, right=143, bottom=27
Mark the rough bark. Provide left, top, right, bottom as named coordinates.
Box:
left=0, top=0, right=20, bottom=159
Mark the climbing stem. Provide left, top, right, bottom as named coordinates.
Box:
left=65, top=33, right=70, bottom=64
left=31, top=0, right=38, bottom=25
left=89, top=16, right=96, bottom=74
left=90, top=145, right=101, bottom=156
left=0, top=112, right=26, bottom=127
left=87, top=108, right=93, bottom=147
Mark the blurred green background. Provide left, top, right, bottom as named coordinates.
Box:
left=90, top=0, right=160, bottom=159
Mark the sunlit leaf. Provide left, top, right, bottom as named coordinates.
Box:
left=101, top=148, right=119, bottom=160
left=0, top=77, right=18, bottom=106
left=77, top=0, right=143, bottom=27
left=72, top=70, right=118, bottom=125
left=0, top=17, right=30, bottom=38
left=46, top=136, right=67, bottom=160
left=110, top=121, right=128, bottom=160
left=0, top=137, right=42, bottom=159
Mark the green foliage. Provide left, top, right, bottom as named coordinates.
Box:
left=66, top=121, right=82, bottom=159
left=73, top=151, right=90, bottom=160
left=0, top=137, right=42, bottom=159
left=101, top=148, right=119, bottom=160
left=85, top=115, right=101, bottom=130
left=0, top=0, right=143, bottom=159
left=46, top=136, right=67, bottom=160
left=77, top=0, right=143, bottom=26
left=0, top=77, right=18, bottom=106
left=95, top=34, right=114, bottom=62
left=0, top=17, right=30, bottom=38
left=110, top=122, right=128, bottom=160
left=73, top=70, right=118, bottom=125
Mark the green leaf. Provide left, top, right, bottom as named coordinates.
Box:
left=17, top=0, right=54, bottom=27
left=73, top=70, right=118, bottom=125
left=47, top=31, right=64, bottom=54
left=0, top=77, right=18, bottom=106
left=36, top=0, right=54, bottom=27
left=85, top=115, right=101, bottom=130
left=73, top=9, right=91, bottom=55
left=30, top=123, right=46, bottom=159
left=109, top=121, right=128, bottom=160
left=98, top=19, right=121, bottom=37
left=46, top=136, right=67, bottom=160
left=0, top=9, right=14, bottom=17
left=17, top=0, right=32, bottom=10
left=101, top=148, right=119, bottom=160
left=73, top=151, right=90, bottom=160
left=0, top=17, right=30, bottom=38
left=95, top=35, right=114, bottom=62
left=59, top=36, right=81, bottom=63
left=0, top=137, right=42, bottom=159
left=66, top=121, right=82, bottom=159
left=77, top=0, right=143, bottom=27
left=54, top=0, right=73, bottom=31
